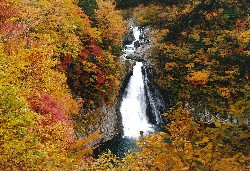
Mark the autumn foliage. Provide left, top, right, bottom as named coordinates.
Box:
left=1, top=0, right=249, bottom=170
left=0, top=0, right=125, bottom=170
left=132, top=0, right=250, bottom=119
left=91, top=108, right=249, bottom=170
left=30, top=92, right=72, bottom=125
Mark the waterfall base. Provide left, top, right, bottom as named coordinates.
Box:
left=93, top=136, right=139, bottom=158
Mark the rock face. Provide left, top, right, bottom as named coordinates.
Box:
left=98, top=104, right=123, bottom=141
left=119, top=57, right=135, bottom=91
left=75, top=56, right=135, bottom=145
left=123, top=26, right=135, bottom=45
left=124, top=27, right=154, bottom=66
left=142, top=66, right=168, bottom=125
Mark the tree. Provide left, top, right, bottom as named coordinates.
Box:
left=95, top=0, right=127, bottom=48
left=84, top=1, right=250, bottom=170
left=17, top=0, right=86, bottom=58
left=132, top=0, right=250, bottom=120
left=78, top=0, right=98, bottom=22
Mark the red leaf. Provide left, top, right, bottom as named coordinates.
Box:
left=79, top=49, right=89, bottom=60
left=30, top=92, right=72, bottom=125
left=60, top=54, right=71, bottom=70
left=90, top=44, right=104, bottom=57
left=96, top=69, right=104, bottom=84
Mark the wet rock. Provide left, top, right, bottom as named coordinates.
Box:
left=134, top=40, right=140, bottom=48
left=123, top=28, right=135, bottom=45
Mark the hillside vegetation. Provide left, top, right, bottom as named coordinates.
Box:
left=0, top=0, right=125, bottom=169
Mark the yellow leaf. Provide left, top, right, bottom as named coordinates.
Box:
left=201, top=137, right=209, bottom=143
left=214, top=121, right=221, bottom=128
left=187, top=70, right=210, bottom=85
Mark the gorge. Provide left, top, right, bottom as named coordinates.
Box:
left=1, top=0, right=248, bottom=169
left=94, top=26, right=166, bottom=157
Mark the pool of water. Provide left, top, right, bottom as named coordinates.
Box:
left=93, top=136, right=140, bottom=158
left=93, top=124, right=165, bottom=158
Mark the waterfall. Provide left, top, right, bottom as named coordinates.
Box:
left=120, top=62, right=154, bottom=138
left=120, top=26, right=159, bottom=138
left=94, top=26, right=166, bottom=157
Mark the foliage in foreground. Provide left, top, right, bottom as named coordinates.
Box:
left=90, top=108, right=249, bottom=170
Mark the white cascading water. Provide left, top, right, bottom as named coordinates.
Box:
left=124, top=27, right=140, bottom=53
left=120, top=62, right=153, bottom=137
left=120, top=27, right=153, bottom=138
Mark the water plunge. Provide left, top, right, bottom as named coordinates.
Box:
left=120, top=62, right=154, bottom=138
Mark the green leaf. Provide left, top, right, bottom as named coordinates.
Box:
left=194, top=137, right=201, bottom=142
left=194, top=160, right=204, bottom=166
left=178, top=142, right=185, bottom=147
left=182, top=154, right=187, bottom=159
left=222, top=129, right=230, bottom=136
left=212, top=138, right=223, bottom=145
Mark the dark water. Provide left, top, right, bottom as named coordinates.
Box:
left=93, top=124, right=165, bottom=158
left=93, top=136, right=140, bottom=158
